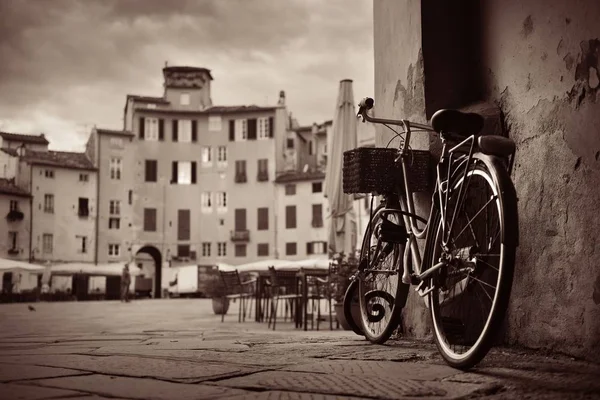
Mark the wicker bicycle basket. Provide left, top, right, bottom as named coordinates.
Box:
left=342, top=147, right=431, bottom=194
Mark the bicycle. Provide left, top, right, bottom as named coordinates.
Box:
left=342, top=97, right=519, bottom=370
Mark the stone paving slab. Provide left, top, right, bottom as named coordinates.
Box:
left=324, top=346, right=434, bottom=362
left=0, top=382, right=85, bottom=400
left=0, top=346, right=99, bottom=357
left=226, top=391, right=366, bottom=400
left=134, top=337, right=251, bottom=352
left=213, top=370, right=491, bottom=399
left=0, top=362, right=89, bottom=383
left=27, top=374, right=249, bottom=400
left=0, top=354, right=262, bottom=383
left=283, top=360, right=460, bottom=381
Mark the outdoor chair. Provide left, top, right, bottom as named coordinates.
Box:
left=219, top=270, right=256, bottom=323
left=299, top=267, right=335, bottom=331
left=267, top=267, right=302, bottom=330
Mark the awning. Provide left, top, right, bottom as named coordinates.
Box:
left=0, top=258, right=46, bottom=274
left=49, top=262, right=142, bottom=277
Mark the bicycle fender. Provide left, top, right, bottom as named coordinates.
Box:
left=473, top=153, right=519, bottom=248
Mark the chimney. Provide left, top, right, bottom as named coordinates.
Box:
left=278, top=90, right=286, bottom=106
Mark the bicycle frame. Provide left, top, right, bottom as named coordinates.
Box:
left=359, top=110, right=479, bottom=295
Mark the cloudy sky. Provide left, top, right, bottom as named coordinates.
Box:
left=0, top=0, right=374, bottom=151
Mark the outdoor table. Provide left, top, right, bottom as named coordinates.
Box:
left=297, top=268, right=330, bottom=331
left=254, top=269, right=302, bottom=327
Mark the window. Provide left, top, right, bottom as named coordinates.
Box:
left=234, top=209, right=247, bottom=231
left=257, top=159, right=268, bottom=181
left=258, top=117, right=270, bottom=139
left=201, top=147, right=212, bottom=166
left=286, top=242, right=297, bottom=256
left=177, top=244, right=190, bottom=258
left=307, top=241, right=327, bottom=255
left=172, top=161, right=197, bottom=184
left=311, top=204, right=323, bottom=228
left=201, top=192, right=212, bottom=213
left=143, top=208, right=157, bottom=232
left=308, top=140, right=314, bottom=155
left=109, top=218, right=120, bottom=230
left=285, top=205, right=296, bottom=229
left=235, top=119, right=247, bottom=141
left=108, top=244, right=120, bottom=257
left=209, top=116, right=222, bottom=131
left=217, top=146, right=227, bottom=165
left=217, top=242, right=227, bottom=257
left=312, top=182, right=323, bottom=193
left=110, top=157, right=122, bottom=180
left=144, top=117, right=159, bottom=141
left=128, top=190, right=133, bottom=205
left=257, top=243, right=269, bottom=256
left=284, top=184, right=296, bottom=196
left=235, top=160, right=247, bottom=183
left=216, top=192, right=227, bottom=213
left=286, top=138, right=294, bottom=149
left=42, top=234, right=53, bottom=254
left=109, top=200, right=120, bottom=215
left=178, top=120, right=192, bottom=142
left=202, top=242, right=211, bottom=257
left=77, top=236, right=87, bottom=254
left=43, top=194, right=54, bottom=213
left=8, top=231, right=17, bottom=250
left=257, top=207, right=268, bottom=230
left=235, top=244, right=247, bottom=257
left=78, top=198, right=89, bottom=217
left=177, top=209, right=190, bottom=241
left=9, top=200, right=17, bottom=211
left=180, top=93, right=190, bottom=106
left=79, top=173, right=88, bottom=182
left=44, top=169, right=54, bottom=178
left=110, top=137, right=124, bottom=148
left=145, top=160, right=158, bottom=182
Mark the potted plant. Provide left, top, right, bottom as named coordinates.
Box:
left=331, top=252, right=361, bottom=331
left=205, top=276, right=230, bottom=315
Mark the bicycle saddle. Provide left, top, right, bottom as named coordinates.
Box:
left=431, top=109, right=485, bottom=136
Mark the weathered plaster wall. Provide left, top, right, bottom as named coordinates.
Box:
left=479, top=0, right=600, bottom=360
left=373, top=0, right=600, bottom=360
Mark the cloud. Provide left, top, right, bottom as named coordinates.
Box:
left=0, top=0, right=373, bottom=151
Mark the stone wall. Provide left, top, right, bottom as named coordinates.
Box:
left=373, top=0, right=600, bottom=360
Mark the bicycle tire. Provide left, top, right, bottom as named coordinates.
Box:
left=427, top=153, right=518, bottom=369
left=357, top=205, right=408, bottom=344
left=342, top=279, right=364, bottom=336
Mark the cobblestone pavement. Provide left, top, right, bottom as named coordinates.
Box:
left=0, top=299, right=598, bottom=400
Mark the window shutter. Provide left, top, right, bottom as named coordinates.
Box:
left=306, top=242, right=313, bottom=255
left=191, top=120, right=197, bottom=142
left=177, top=209, right=191, bottom=241
left=158, top=119, right=164, bottom=141
left=268, top=117, right=274, bottom=138
left=247, top=118, right=257, bottom=140
left=139, top=117, right=145, bottom=139
left=191, top=161, right=197, bottom=184
left=235, top=208, right=247, bottom=230
left=229, top=120, right=235, bottom=141
left=172, top=120, right=178, bottom=141
left=171, top=161, right=178, bottom=184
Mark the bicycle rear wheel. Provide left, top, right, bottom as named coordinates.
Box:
left=342, top=279, right=364, bottom=336
left=428, top=154, right=518, bottom=369
left=358, top=205, right=408, bottom=344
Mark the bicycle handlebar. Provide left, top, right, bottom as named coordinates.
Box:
left=357, top=97, right=432, bottom=132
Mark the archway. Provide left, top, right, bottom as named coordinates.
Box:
left=135, top=245, right=162, bottom=299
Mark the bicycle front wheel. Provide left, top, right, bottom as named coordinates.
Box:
left=358, top=205, right=408, bottom=344
left=428, top=154, right=518, bottom=369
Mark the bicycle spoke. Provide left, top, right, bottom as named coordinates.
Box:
left=453, top=196, right=497, bottom=243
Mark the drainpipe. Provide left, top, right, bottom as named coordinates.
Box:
left=94, top=135, right=101, bottom=264
left=28, top=163, right=33, bottom=263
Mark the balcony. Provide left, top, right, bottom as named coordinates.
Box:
left=257, top=172, right=269, bottom=182
left=230, top=230, right=250, bottom=242
left=6, top=210, right=24, bottom=222
left=7, top=248, right=19, bottom=256
left=235, top=173, right=247, bottom=183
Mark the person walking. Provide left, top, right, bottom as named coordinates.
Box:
left=120, top=264, right=131, bottom=302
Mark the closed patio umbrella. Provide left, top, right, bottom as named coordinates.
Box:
left=324, top=79, right=358, bottom=257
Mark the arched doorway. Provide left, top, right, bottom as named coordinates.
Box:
left=135, top=245, right=162, bottom=299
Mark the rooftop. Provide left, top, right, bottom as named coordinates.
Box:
left=0, top=131, right=49, bottom=145
left=134, top=104, right=278, bottom=116
left=0, top=178, right=30, bottom=198
left=95, top=128, right=134, bottom=137
left=274, top=170, right=325, bottom=183
left=126, top=95, right=170, bottom=104
left=22, top=150, right=96, bottom=171
left=163, top=66, right=214, bottom=80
